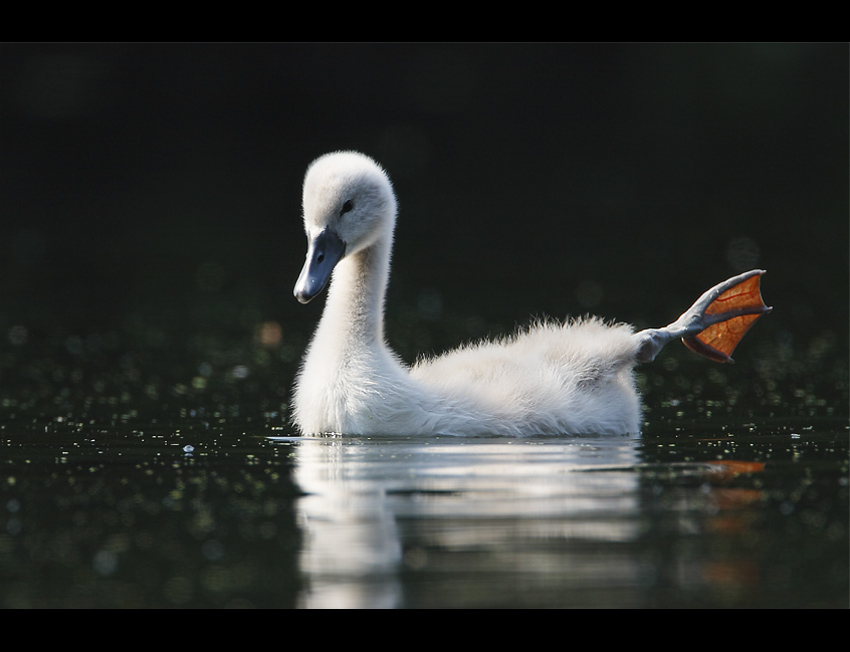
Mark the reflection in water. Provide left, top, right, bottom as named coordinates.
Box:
left=0, top=421, right=844, bottom=607
left=282, top=434, right=644, bottom=608
left=293, top=438, right=404, bottom=608
left=276, top=427, right=848, bottom=608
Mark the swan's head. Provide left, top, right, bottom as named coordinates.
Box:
left=294, top=151, right=397, bottom=304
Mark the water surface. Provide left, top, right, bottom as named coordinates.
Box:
left=2, top=407, right=846, bottom=608
left=1, top=310, right=847, bottom=608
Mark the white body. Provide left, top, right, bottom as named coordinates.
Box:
left=295, top=312, right=642, bottom=436
left=292, top=151, right=642, bottom=436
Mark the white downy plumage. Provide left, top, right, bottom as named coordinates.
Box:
left=291, top=151, right=769, bottom=436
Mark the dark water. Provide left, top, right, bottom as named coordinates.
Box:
left=1, top=328, right=847, bottom=609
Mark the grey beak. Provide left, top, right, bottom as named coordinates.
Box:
left=293, top=228, right=346, bottom=304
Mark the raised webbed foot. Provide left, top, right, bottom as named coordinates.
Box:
left=636, top=269, right=771, bottom=364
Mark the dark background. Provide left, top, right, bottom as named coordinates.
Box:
left=1, top=43, right=847, bottom=392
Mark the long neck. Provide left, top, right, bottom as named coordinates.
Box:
left=319, top=234, right=392, bottom=348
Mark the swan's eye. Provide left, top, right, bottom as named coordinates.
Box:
left=340, top=200, right=354, bottom=215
